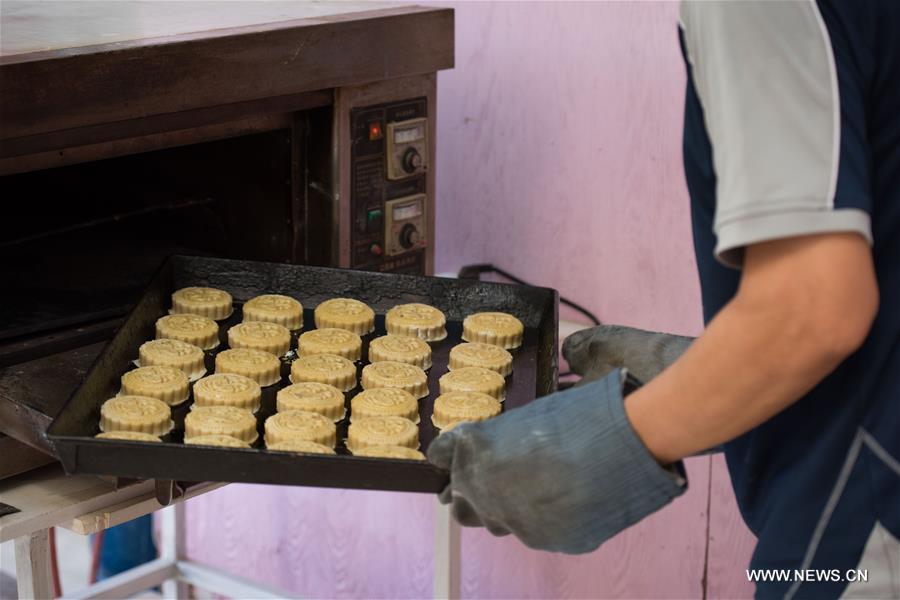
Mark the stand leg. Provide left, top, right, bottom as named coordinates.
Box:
left=433, top=501, right=460, bottom=600
left=15, top=528, right=54, bottom=600
left=160, top=503, right=188, bottom=599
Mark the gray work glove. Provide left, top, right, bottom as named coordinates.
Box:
left=427, top=369, right=687, bottom=554
left=563, top=325, right=720, bottom=456
left=563, top=324, right=694, bottom=384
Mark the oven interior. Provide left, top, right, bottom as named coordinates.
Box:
left=0, top=107, right=333, bottom=361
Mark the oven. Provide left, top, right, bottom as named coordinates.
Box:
left=0, top=1, right=454, bottom=474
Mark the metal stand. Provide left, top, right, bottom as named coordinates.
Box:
left=433, top=500, right=461, bottom=600
left=61, top=494, right=298, bottom=600
left=159, top=504, right=189, bottom=599
left=14, top=529, right=54, bottom=600
left=60, top=503, right=294, bottom=599
left=3, top=467, right=462, bottom=599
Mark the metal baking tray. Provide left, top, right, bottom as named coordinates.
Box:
left=47, top=255, right=559, bottom=493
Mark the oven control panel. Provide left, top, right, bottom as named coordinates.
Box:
left=350, top=98, right=428, bottom=274
left=384, top=194, right=427, bottom=256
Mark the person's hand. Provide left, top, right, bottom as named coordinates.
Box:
left=427, top=370, right=687, bottom=553
left=563, top=324, right=694, bottom=384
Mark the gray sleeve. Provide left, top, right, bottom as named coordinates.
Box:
left=680, top=1, right=873, bottom=268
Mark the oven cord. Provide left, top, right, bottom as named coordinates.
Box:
left=456, top=263, right=601, bottom=326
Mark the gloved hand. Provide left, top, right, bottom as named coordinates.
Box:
left=427, top=369, right=687, bottom=554
left=563, top=324, right=694, bottom=384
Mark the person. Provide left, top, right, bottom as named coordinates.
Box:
left=90, top=516, right=158, bottom=582
left=427, top=2, right=900, bottom=598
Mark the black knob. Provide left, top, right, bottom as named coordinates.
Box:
left=399, top=223, right=420, bottom=249
left=402, top=148, right=423, bottom=173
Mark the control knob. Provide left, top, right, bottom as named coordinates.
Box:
left=402, top=148, right=423, bottom=174
left=399, top=223, right=421, bottom=249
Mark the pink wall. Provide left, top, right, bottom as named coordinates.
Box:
left=432, top=1, right=701, bottom=333
left=184, top=2, right=757, bottom=597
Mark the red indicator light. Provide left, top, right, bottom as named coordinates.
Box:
left=368, top=122, right=383, bottom=140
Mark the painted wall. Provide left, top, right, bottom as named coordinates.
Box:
left=432, top=1, right=700, bottom=334
left=184, top=2, right=757, bottom=597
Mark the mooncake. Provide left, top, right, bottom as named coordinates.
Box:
left=385, top=303, right=446, bottom=341
left=138, top=339, right=205, bottom=378
left=266, top=440, right=335, bottom=454
left=314, top=298, right=375, bottom=335
left=100, top=395, right=172, bottom=436
left=184, top=405, right=258, bottom=443
left=297, top=328, right=362, bottom=361
left=193, top=373, right=262, bottom=412
left=361, top=361, right=428, bottom=399
left=185, top=434, right=250, bottom=448
left=461, top=312, right=524, bottom=349
left=156, top=314, right=219, bottom=350
left=448, top=342, right=513, bottom=376
left=290, top=353, right=357, bottom=392
left=368, top=335, right=432, bottom=369
left=353, top=445, right=425, bottom=460
left=215, top=348, right=281, bottom=387
left=242, top=294, right=304, bottom=330
left=351, top=388, right=420, bottom=423
left=264, top=410, right=336, bottom=447
left=95, top=431, right=161, bottom=442
left=171, top=287, right=232, bottom=320
left=228, top=321, right=291, bottom=356
left=432, top=391, right=501, bottom=429
left=347, top=416, right=419, bottom=453
left=277, top=382, right=346, bottom=421
left=439, top=367, right=506, bottom=401
left=121, top=365, right=190, bottom=406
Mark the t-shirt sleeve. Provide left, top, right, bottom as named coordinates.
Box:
left=679, top=0, right=873, bottom=268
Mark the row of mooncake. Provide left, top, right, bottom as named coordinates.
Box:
left=166, top=287, right=526, bottom=348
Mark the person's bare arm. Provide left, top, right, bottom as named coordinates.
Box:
left=625, top=232, right=879, bottom=464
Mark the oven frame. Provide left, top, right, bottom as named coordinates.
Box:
left=0, top=2, right=453, bottom=455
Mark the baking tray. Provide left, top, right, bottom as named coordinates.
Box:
left=47, top=255, right=559, bottom=493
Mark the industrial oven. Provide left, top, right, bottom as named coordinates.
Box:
left=0, top=1, right=454, bottom=475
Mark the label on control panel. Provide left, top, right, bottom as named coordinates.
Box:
left=393, top=122, right=425, bottom=144
left=392, top=202, right=422, bottom=221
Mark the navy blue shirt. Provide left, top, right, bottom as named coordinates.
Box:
left=680, top=1, right=900, bottom=597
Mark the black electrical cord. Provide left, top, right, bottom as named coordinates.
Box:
left=457, top=263, right=602, bottom=326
